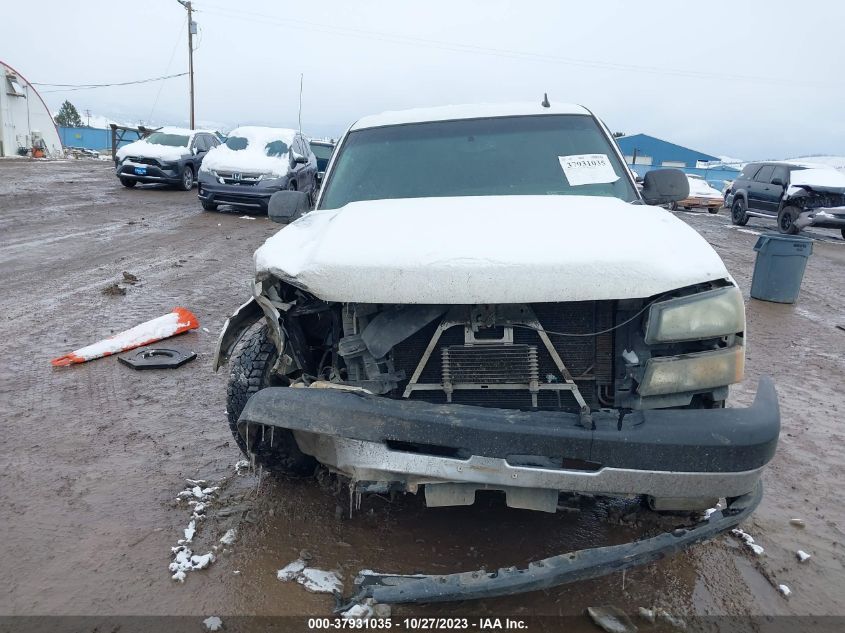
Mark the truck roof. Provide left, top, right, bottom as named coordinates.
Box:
left=351, top=102, right=591, bottom=131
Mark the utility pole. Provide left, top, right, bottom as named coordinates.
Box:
left=177, top=0, right=196, bottom=129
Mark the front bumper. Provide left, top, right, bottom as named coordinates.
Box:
left=239, top=377, right=779, bottom=503
left=197, top=181, right=282, bottom=210
left=116, top=162, right=181, bottom=184
left=795, top=207, right=845, bottom=230
left=345, top=481, right=762, bottom=605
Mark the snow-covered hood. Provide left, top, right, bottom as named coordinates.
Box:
left=254, top=196, right=730, bottom=304
left=116, top=137, right=189, bottom=162
left=200, top=126, right=296, bottom=177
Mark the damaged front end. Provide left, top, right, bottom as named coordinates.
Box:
left=784, top=181, right=845, bottom=232
left=217, top=276, right=778, bottom=514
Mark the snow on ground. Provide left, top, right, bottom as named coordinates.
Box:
left=732, top=528, right=765, bottom=556
left=277, top=559, right=343, bottom=593
left=169, top=480, right=222, bottom=582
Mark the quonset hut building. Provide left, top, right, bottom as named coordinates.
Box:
left=0, top=60, right=63, bottom=158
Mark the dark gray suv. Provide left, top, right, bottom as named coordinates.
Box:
left=115, top=128, right=220, bottom=190
left=197, top=126, right=318, bottom=213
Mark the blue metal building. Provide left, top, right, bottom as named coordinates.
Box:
left=616, top=133, right=740, bottom=190
left=58, top=126, right=111, bottom=151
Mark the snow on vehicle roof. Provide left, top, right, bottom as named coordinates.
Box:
left=151, top=126, right=213, bottom=136
left=227, top=126, right=297, bottom=142
left=789, top=167, right=845, bottom=188
left=351, top=102, right=591, bottom=130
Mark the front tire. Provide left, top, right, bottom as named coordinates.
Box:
left=201, top=200, right=218, bottom=211
left=120, top=178, right=137, bottom=188
left=731, top=197, right=749, bottom=226
left=778, top=206, right=800, bottom=234
left=178, top=166, right=194, bottom=191
left=226, top=326, right=316, bottom=476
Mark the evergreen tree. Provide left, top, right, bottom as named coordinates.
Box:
left=55, top=100, right=83, bottom=127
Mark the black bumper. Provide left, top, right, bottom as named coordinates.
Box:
left=346, top=481, right=762, bottom=606
left=116, top=164, right=181, bottom=184
left=197, top=182, right=279, bottom=210
left=239, top=377, right=780, bottom=474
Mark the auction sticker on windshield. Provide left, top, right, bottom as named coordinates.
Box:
left=558, top=154, right=619, bottom=186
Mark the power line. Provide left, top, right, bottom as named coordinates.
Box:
left=35, top=72, right=188, bottom=93
left=198, top=3, right=825, bottom=88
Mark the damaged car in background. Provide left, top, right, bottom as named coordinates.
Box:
left=727, top=161, right=845, bottom=238
left=214, top=102, right=780, bottom=604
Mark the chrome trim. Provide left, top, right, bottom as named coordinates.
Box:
left=296, top=435, right=763, bottom=499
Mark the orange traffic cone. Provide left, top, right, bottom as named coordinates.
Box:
left=51, top=307, right=199, bottom=367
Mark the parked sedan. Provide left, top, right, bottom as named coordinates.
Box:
left=670, top=175, right=723, bottom=213
left=197, top=126, right=317, bottom=212
left=115, top=127, right=220, bottom=190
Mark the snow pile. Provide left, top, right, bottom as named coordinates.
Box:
left=169, top=480, right=221, bottom=582
left=200, top=126, right=297, bottom=177
left=731, top=528, right=765, bottom=556
left=203, top=616, right=223, bottom=631
left=797, top=550, right=811, bottom=562
left=276, top=559, right=343, bottom=594
left=778, top=584, right=792, bottom=597
left=219, top=529, right=237, bottom=546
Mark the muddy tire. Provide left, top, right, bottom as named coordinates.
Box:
left=731, top=197, right=749, bottom=226
left=670, top=201, right=678, bottom=211
left=226, top=325, right=316, bottom=476
left=178, top=166, right=194, bottom=191
left=120, top=178, right=137, bottom=188
left=201, top=200, right=218, bottom=212
left=778, top=206, right=800, bottom=235
left=841, top=228, right=845, bottom=240
left=708, top=206, right=720, bottom=214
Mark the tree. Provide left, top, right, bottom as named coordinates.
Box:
left=55, top=100, right=83, bottom=127
left=612, top=131, right=625, bottom=138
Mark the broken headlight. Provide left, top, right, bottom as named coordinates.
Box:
left=638, top=345, right=745, bottom=396
left=644, top=286, right=745, bottom=344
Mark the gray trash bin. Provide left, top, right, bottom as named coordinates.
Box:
left=750, top=234, right=813, bottom=303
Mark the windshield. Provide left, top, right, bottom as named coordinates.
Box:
left=310, top=143, right=333, bottom=160
left=146, top=132, right=189, bottom=147
left=225, top=135, right=289, bottom=158
left=265, top=140, right=289, bottom=157
left=320, top=114, right=636, bottom=209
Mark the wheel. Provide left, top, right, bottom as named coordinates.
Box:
left=670, top=201, right=678, bottom=211
left=731, top=198, right=749, bottom=226
left=778, top=206, right=800, bottom=235
left=841, top=228, right=845, bottom=240
left=226, top=325, right=316, bottom=476
left=708, top=206, right=720, bottom=214
left=201, top=200, right=218, bottom=211
left=120, top=178, right=137, bottom=188
left=178, top=166, right=194, bottom=191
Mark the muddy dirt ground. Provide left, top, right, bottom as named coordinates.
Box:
left=1, top=159, right=843, bottom=630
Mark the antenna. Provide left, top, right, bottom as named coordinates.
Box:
left=541, top=93, right=550, bottom=108
left=298, top=73, right=304, bottom=134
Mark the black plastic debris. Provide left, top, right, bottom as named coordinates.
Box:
left=119, top=348, right=196, bottom=370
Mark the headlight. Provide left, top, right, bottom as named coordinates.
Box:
left=638, top=345, right=744, bottom=396
left=644, top=286, right=745, bottom=344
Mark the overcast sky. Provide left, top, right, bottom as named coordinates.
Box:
left=5, top=0, right=843, bottom=160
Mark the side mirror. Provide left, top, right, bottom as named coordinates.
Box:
left=641, top=169, right=690, bottom=205
left=268, top=190, right=310, bottom=224
left=771, top=177, right=784, bottom=187
left=292, top=152, right=308, bottom=165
